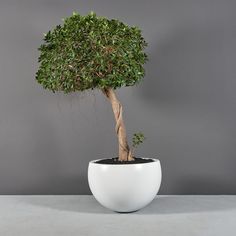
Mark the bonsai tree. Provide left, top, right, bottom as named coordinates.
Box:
left=36, top=12, right=147, bottom=161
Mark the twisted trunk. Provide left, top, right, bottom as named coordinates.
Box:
left=102, top=88, right=134, bottom=161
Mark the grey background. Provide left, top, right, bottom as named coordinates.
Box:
left=0, top=0, right=235, bottom=194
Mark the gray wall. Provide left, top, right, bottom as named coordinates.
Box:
left=0, top=0, right=236, bottom=194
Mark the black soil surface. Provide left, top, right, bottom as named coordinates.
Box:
left=95, top=157, right=154, bottom=165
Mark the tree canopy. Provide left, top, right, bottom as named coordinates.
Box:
left=36, top=12, right=148, bottom=93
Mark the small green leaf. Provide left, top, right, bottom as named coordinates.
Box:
left=132, top=132, right=146, bottom=148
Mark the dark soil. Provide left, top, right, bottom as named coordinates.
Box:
left=95, top=157, right=154, bottom=165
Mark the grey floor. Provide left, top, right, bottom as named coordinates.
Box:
left=0, top=195, right=236, bottom=236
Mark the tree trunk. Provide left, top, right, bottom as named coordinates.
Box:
left=102, top=88, right=134, bottom=161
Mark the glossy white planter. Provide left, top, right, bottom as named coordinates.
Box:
left=88, top=158, right=162, bottom=212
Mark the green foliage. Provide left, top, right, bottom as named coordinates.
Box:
left=132, top=132, right=145, bottom=149
left=36, top=11, right=148, bottom=93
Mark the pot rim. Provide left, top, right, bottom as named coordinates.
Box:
left=89, top=157, right=160, bottom=166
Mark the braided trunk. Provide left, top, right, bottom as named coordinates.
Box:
left=103, top=88, right=134, bottom=161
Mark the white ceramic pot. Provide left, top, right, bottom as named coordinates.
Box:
left=88, top=158, right=162, bottom=212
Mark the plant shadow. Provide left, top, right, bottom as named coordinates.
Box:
left=22, top=195, right=112, bottom=214
left=22, top=195, right=236, bottom=215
